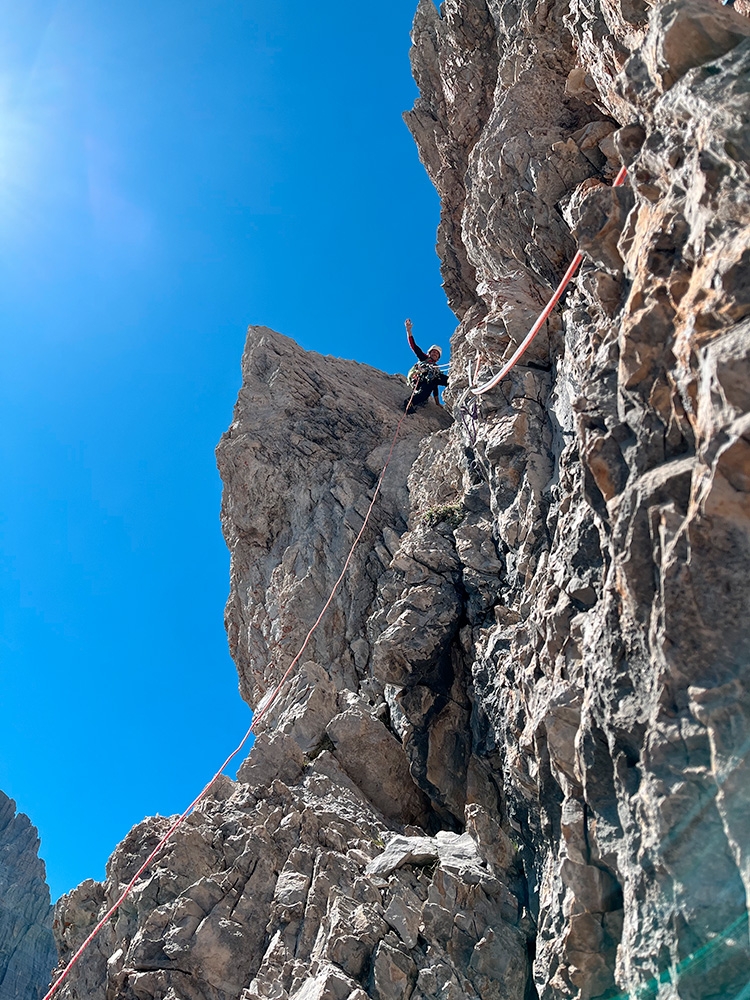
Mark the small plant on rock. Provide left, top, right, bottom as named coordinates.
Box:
left=421, top=501, right=464, bottom=529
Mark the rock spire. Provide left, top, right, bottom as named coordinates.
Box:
left=0, top=791, right=56, bottom=1000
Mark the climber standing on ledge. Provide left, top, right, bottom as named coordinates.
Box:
left=403, top=318, right=448, bottom=413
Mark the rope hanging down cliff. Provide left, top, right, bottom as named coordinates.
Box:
left=42, top=386, right=418, bottom=1000
left=44, top=165, right=630, bottom=1000
left=469, top=165, right=629, bottom=396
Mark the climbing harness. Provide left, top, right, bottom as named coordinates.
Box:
left=408, top=360, right=444, bottom=392
left=42, top=387, right=418, bottom=1000
left=469, top=165, right=629, bottom=396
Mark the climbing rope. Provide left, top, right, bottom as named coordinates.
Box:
left=42, top=386, right=418, bottom=1000
left=44, top=162, right=631, bottom=998
left=469, top=165, right=628, bottom=396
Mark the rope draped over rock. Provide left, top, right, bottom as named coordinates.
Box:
left=43, top=387, right=418, bottom=1000
left=47, top=161, right=633, bottom=1000
left=469, top=165, right=629, bottom=396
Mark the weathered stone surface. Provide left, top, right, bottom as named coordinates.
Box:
left=215, top=328, right=450, bottom=711
left=406, top=0, right=750, bottom=994
left=326, top=707, right=431, bottom=827
left=0, top=791, right=56, bottom=1000
left=50, top=0, right=750, bottom=998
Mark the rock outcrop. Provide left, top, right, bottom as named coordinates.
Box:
left=404, top=0, right=750, bottom=995
left=0, top=792, right=56, bottom=1000
left=50, top=0, right=750, bottom=998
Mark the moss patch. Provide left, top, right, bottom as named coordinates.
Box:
left=421, top=502, right=464, bottom=529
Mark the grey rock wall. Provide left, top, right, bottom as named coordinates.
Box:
left=0, top=792, right=56, bottom=1000
left=400, top=0, right=750, bottom=996
left=49, top=1, right=750, bottom=998
left=216, top=328, right=451, bottom=712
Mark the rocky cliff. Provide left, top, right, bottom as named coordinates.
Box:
left=0, top=792, right=56, bottom=1000
left=50, top=0, right=750, bottom=998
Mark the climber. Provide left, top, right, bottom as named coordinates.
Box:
left=403, top=318, right=448, bottom=413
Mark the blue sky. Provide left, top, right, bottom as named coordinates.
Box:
left=0, top=0, right=455, bottom=900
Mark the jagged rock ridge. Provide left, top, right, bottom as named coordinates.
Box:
left=50, top=1, right=750, bottom=998
left=0, top=791, right=56, bottom=1000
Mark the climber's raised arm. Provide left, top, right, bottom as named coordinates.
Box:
left=405, top=318, right=428, bottom=361
left=402, top=319, right=448, bottom=415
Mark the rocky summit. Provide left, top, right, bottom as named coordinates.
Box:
left=50, top=0, right=750, bottom=998
left=0, top=791, right=56, bottom=1000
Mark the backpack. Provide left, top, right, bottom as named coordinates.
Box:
left=407, top=361, right=440, bottom=392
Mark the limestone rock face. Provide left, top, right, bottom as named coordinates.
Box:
left=215, top=328, right=450, bottom=711
left=50, top=1, right=750, bottom=999
left=0, top=792, right=56, bottom=1000
left=402, top=0, right=750, bottom=996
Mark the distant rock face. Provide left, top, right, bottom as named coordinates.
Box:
left=0, top=792, right=56, bottom=1000
left=50, top=1, right=750, bottom=999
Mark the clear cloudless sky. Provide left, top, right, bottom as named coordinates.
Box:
left=0, top=0, right=455, bottom=900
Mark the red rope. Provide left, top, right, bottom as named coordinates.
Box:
left=470, top=165, right=628, bottom=396
left=43, top=386, right=417, bottom=1000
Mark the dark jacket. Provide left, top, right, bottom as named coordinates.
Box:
left=407, top=334, right=448, bottom=403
